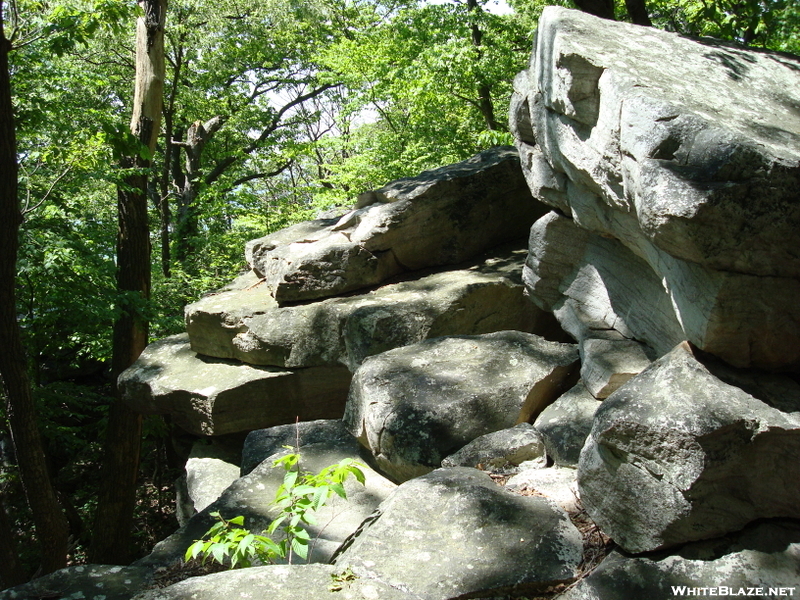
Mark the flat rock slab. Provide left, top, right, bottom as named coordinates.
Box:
left=131, top=564, right=423, bottom=600
left=558, top=520, right=800, bottom=600
left=118, top=334, right=352, bottom=436
left=1, top=565, right=155, bottom=600
left=579, top=342, right=800, bottom=553
left=186, top=243, right=551, bottom=371
left=245, top=146, right=546, bottom=304
left=334, top=467, right=583, bottom=600
left=506, top=466, right=580, bottom=514
left=136, top=436, right=396, bottom=569
left=513, top=7, right=800, bottom=371
left=345, top=331, right=578, bottom=482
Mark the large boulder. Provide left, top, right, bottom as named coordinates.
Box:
left=245, top=147, right=547, bottom=304
left=344, top=331, right=579, bottom=482
left=512, top=7, right=800, bottom=371
left=118, top=334, right=351, bottom=436
left=185, top=244, right=556, bottom=371
left=557, top=520, right=800, bottom=600
left=579, top=342, right=800, bottom=553
left=333, top=467, right=583, bottom=600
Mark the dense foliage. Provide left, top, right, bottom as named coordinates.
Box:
left=0, top=0, right=797, bottom=581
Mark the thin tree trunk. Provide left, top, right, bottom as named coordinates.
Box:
left=573, top=0, right=616, bottom=20
left=467, top=0, right=501, bottom=131
left=0, top=13, right=70, bottom=576
left=90, top=0, right=165, bottom=565
left=625, top=0, right=652, bottom=26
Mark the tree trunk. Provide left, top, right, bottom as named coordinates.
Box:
left=625, top=0, right=652, bottom=26
left=0, top=14, right=70, bottom=577
left=466, top=0, right=501, bottom=132
left=90, top=0, right=165, bottom=564
left=573, top=0, right=616, bottom=20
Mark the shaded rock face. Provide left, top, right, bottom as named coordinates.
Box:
left=333, top=467, right=583, bottom=600
left=579, top=343, right=800, bottom=553
left=118, top=334, right=351, bottom=436
left=131, top=564, right=424, bottom=600
left=533, top=381, right=600, bottom=468
left=441, top=422, right=546, bottom=470
left=185, top=244, right=554, bottom=371
left=0, top=565, right=154, bottom=600
left=344, top=331, right=579, bottom=482
left=246, top=146, right=547, bottom=304
left=135, top=422, right=396, bottom=569
left=559, top=520, right=800, bottom=600
left=512, top=6, right=800, bottom=371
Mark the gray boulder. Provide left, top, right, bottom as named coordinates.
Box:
left=185, top=244, right=556, bottom=371
left=344, top=331, right=578, bottom=482
left=513, top=7, right=800, bottom=371
left=557, top=520, right=800, bottom=600
left=246, top=147, right=547, bottom=304
left=118, top=334, right=351, bottom=436
left=534, top=381, right=601, bottom=467
left=136, top=435, right=396, bottom=569
left=0, top=565, right=154, bottom=600
left=441, top=423, right=546, bottom=470
left=579, top=342, right=800, bottom=553
left=131, top=564, right=423, bottom=600
left=333, top=467, right=583, bottom=600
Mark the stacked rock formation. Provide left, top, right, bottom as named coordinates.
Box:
left=6, top=7, right=799, bottom=600
left=118, top=146, right=560, bottom=436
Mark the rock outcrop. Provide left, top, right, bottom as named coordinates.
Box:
left=512, top=6, right=800, bottom=372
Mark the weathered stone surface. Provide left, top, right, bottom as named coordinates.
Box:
left=118, top=334, right=351, bottom=436
left=580, top=338, right=652, bottom=399
left=558, top=520, right=800, bottom=600
left=441, top=423, right=546, bottom=470
left=579, top=342, right=800, bottom=553
left=136, top=437, right=396, bottom=569
left=245, top=147, right=547, bottom=304
left=131, top=564, right=423, bottom=600
left=506, top=466, right=580, bottom=513
left=1, top=565, right=154, bottom=600
left=524, top=212, right=685, bottom=358
left=534, top=381, right=601, bottom=468
left=344, top=331, right=579, bottom=482
left=176, top=440, right=241, bottom=524
left=513, top=7, right=800, bottom=371
left=186, top=244, right=556, bottom=371
left=241, top=419, right=359, bottom=476
left=334, top=467, right=583, bottom=599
